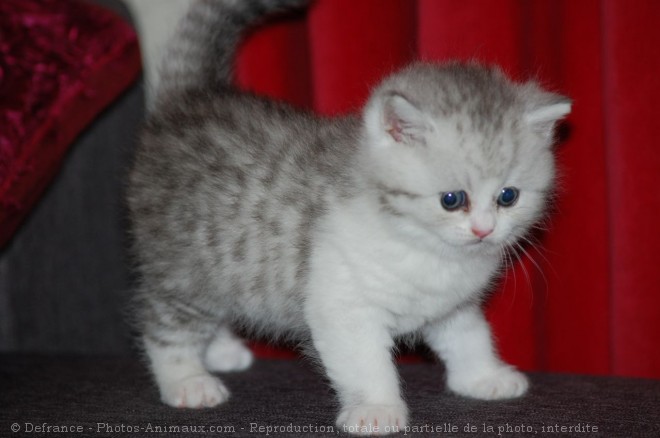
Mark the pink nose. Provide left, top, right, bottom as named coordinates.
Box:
left=471, top=227, right=493, bottom=239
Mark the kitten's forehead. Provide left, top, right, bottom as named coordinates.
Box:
left=463, top=123, right=519, bottom=174
left=427, top=120, right=553, bottom=199
left=428, top=113, right=521, bottom=186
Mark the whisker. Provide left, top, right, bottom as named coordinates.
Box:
left=498, top=247, right=509, bottom=289
left=498, top=245, right=516, bottom=295
left=507, top=247, right=518, bottom=294
left=509, top=246, right=519, bottom=289
left=513, top=241, right=549, bottom=311
left=519, top=235, right=559, bottom=284
left=508, top=241, right=532, bottom=293
left=503, top=245, right=518, bottom=310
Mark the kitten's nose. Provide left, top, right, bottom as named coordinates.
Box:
left=471, top=227, right=493, bottom=239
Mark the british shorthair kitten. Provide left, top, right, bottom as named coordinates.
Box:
left=127, top=0, right=570, bottom=434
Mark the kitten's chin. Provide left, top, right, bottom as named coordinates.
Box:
left=465, top=242, right=502, bottom=256
left=443, top=236, right=504, bottom=257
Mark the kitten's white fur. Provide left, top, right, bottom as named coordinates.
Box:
left=143, top=90, right=566, bottom=433
left=128, top=1, right=571, bottom=435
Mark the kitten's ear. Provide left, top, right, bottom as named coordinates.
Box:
left=383, top=94, right=429, bottom=144
left=524, top=93, right=572, bottom=138
left=366, top=92, right=430, bottom=146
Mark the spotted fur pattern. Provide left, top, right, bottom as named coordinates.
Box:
left=127, top=0, right=570, bottom=435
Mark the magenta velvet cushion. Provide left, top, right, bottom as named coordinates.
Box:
left=0, top=0, right=141, bottom=247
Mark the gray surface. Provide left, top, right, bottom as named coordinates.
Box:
left=0, top=0, right=144, bottom=354
left=1, top=356, right=658, bottom=437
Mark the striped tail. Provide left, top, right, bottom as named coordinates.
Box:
left=155, top=0, right=309, bottom=102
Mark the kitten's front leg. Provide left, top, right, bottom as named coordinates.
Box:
left=423, top=304, right=528, bottom=400
left=306, top=307, right=408, bottom=436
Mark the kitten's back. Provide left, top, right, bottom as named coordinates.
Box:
left=129, top=83, right=360, bottom=334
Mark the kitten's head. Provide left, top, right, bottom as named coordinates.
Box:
left=362, top=62, right=571, bottom=255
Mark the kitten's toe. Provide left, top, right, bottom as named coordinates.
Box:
left=204, top=337, right=254, bottom=373
left=337, top=403, right=408, bottom=436
left=161, top=375, right=230, bottom=408
left=449, top=366, right=529, bottom=400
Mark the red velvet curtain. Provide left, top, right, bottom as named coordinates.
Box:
left=235, top=0, right=660, bottom=379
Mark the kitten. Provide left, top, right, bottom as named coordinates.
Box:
left=127, top=0, right=570, bottom=434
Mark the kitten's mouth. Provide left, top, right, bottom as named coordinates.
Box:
left=467, top=235, right=492, bottom=246
left=463, top=237, right=501, bottom=253
left=444, top=235, right=496, bottom=250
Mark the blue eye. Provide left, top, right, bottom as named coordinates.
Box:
left=497, top=187, right=519, bottom=207
left=440, top=191, right=468, bottom=211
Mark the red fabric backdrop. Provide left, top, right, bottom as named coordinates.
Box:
left=235, top=0, right=660, bottom=379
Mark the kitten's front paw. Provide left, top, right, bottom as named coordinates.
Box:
left=160, top=375, right=230, bottom=408
left=449, top=366, right=529, bottom=400
left=337, top=404, right=408, bottom=436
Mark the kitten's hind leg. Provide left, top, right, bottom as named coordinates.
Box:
left=144, top=331, right=230, bottom=409
left=203, top=326, right=254, bottom=373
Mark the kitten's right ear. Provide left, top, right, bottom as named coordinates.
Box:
left=365, top=92, right=430, bottom=146
left=524, top=92, right=572, bottom=139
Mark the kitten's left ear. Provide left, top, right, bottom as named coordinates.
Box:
left=524, top=92, right=572, bottom=138
left=365, top=92, right=430, bottom=146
